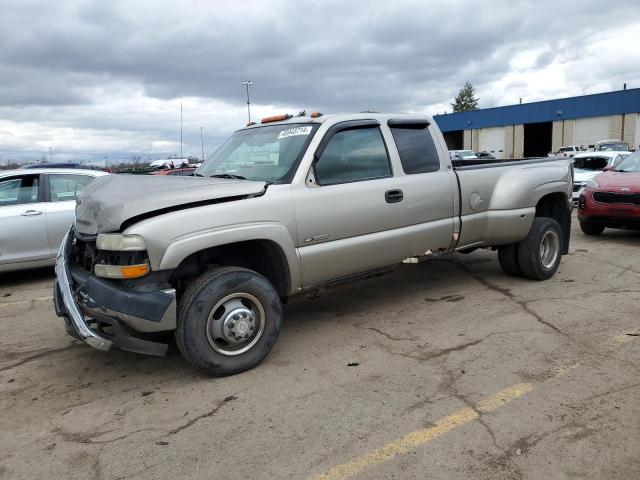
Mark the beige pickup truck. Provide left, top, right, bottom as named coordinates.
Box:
left=54, top=113, right=573, bottom=375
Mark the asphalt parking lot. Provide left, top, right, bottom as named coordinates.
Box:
left=1, top=214, right=639, bottom=480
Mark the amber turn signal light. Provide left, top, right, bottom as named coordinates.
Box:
left=94, top=262, right=150, bottom=279
left=261, top=114, right=292, bottom=123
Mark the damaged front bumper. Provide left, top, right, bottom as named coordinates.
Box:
left=54, top=229, right=176, bottom=357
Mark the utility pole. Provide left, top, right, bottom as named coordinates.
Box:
left=180, top=103, right=183, bottom=160
left=49, top=147, right=53, bottom=163
left=200, top=127, right=205, bottom=162
left=242, top=80, right=253, bottom=123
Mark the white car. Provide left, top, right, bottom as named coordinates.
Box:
left=571, top=151, right=631, bottom=203
left=594, top=139, right=630, bottom=152
left=0, top=168, right=108, bottom=272
left=549, top=146, right=584, bottom=158
left=449, top=150, right=478, bottom=161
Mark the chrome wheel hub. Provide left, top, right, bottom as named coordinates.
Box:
left=539, top=230, right=560, bottom=270
left=222, top=307, right=256, bottom=344
left=206, top=293, right=265, bottom=356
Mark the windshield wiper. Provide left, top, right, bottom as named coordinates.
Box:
left=210, top=173, right=247, bottom=180
left=192, top=172, right=204, bottom=177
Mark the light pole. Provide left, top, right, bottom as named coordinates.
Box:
left=49, top=147, right=53, bottom=163
left=200, top=127, right=205, bottom=162
left=242, top=80, right=253, bottom=123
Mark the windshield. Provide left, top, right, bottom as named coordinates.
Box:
left=196, top=124, right=318, bottom=182
left=573, top=156, right=609, bottom=171
left=597, top=142, right=629, bottom=151
left=614, top=151, right=640, bottom=172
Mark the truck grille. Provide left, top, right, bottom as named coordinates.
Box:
left=70, top=233, right=147, bottom=272
left=593, top=192, right=640, bottom=206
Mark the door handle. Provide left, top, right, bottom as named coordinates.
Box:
left=21, top=210, right=43, bottom=216
left=385, top=189, right=404, bottom=203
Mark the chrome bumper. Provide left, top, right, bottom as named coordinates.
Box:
left=55, top=230, right=113, bottom=351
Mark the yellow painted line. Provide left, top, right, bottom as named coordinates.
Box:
left=311, top=382, right=533, bottom=480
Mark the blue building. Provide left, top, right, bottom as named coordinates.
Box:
left=433, top=88, right=640, bottom=158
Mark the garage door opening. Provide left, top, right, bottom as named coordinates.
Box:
left=442, top=130, right=463, bottom=150
left=523, top=122, right=552, bottom=158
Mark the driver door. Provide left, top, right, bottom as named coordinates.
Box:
left=293, top=120, right=410, bottom=287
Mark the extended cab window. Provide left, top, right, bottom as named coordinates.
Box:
left=315, top=127, right=391, bottom=185
left=390, top=124, right=441, bottom=174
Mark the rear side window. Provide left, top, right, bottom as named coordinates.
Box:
left=48, top=174, right=94, bottom=202
left=390, top=125, right=441, bottom=174
left=315, top=127, right=391, bottom=185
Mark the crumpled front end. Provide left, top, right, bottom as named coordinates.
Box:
left=74, top=174, right=266, bottom=235
left=54, top=229, right=176, bottom=356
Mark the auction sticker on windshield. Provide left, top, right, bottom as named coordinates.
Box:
left=278, top=126, right=313, bottom=140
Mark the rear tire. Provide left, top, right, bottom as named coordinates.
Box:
left=176, top=266, right=283, bottom=376
left=517, top=217, right=563, bottom=281
left=579, top=221, right=605, bottom=236
left=498, top=244, right=521, bottom=277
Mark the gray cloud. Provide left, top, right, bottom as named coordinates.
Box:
left=0, top=0, right=639, bottom=161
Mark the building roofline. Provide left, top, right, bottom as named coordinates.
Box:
left=434, top=88, right=640, bottom=132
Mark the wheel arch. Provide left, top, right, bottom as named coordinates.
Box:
left=534, top=192, right=571, bottom=254
left=169, top=239, right=293, bottom=298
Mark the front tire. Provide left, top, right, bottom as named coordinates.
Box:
left=579, top=221, right=605, bottom=236
left=517, top=217, right=563, bottom=281
left=176, top=266, right=283, bottom=376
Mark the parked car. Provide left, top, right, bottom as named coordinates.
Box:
left=476, top=151, right=496, bottom=159
left=23, top=162, right=83, bottom=169
left=594, top=139, right=630, bottom=152
left=0, top=168, right=108, bottom=272
left=571, top=151, right=631, bottom=204
left=54, top=113, right=572, bottom=375
left=151, top=167, right=196, bottom=176
left=577, top=151, right=640, bottom=235
left=549, top=146, right=584, bottom=158
left=449, top=150, right=478, bottom=160
left=149, top=159, right=191, bottom=169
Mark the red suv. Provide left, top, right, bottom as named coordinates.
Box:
left=577, top=151, right=640, bottom=235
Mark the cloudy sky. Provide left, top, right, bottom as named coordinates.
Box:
left=1, top=0, right=639, bottom=164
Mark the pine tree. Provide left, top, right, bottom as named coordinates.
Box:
left=451, top=82, right=479, bottom=112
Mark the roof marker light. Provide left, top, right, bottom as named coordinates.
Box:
left=261, top=114, right=292, bottom=123
left=310, top=112, right=323, bottom=118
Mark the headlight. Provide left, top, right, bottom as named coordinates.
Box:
left=584, top=179, right=599, bottom=189
left=95, top=262, right=150, bottom=279
left=96, top=234, right=146, bottom=251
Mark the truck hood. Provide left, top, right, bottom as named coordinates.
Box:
left=74, top=174, right=266, bottom=235
left=593, top=171, right=640, bottom=193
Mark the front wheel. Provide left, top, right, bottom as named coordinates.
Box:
left=176, top=266, right=283, bottom=376
left=579, top=221, right=605, bottom=236
left=517, top=217, right=563, bottom=281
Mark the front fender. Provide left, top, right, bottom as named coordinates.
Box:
left=155, top=222, right=301, bottom=291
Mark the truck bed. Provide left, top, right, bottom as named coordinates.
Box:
left=451, top=155, right=572, bottom=251
left=452, top=156, right=567, bottom=170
